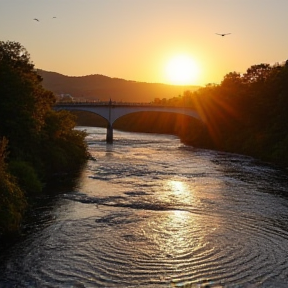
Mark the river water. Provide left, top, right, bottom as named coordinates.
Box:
left=1, top=127, right=288, bottom=288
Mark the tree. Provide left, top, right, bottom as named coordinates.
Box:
left=0, top=41, right=55, bottom=161
left=0, top=41, right=88, bottom=178
left=242, top=63, right=272, bottom=84
left=0, top=137, right=26, bottom=235
left=0, top=41, right=88, bottom=235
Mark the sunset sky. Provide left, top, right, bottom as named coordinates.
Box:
left=1, top=0, right=288, bottom=86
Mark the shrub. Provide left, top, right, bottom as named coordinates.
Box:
left=8, top=160, right=43, bottom=196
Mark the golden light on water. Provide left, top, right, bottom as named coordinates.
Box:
left=168, top=180, right=193, bottom=204
left=170, top=180, right=185, bottom=193
left=151, top=180, right=202, bottom=264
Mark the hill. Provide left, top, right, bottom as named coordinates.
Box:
left=37, top=70, right=201, bottom=103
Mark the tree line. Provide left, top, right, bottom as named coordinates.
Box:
left=150, top=61, right=288, bottom=166
left=0, top=41, right=89, bottom=236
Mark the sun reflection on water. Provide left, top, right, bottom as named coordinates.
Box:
left=150, top=180, right=204, bottom=260
left=170, top=180, right=186, bottom=194
left=163, top=180, right=196, bottom=206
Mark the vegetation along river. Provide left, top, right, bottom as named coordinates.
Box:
left=1, top=127, right=288, bottom=288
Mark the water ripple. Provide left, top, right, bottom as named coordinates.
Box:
left=2, top=128, right=288, bottom=287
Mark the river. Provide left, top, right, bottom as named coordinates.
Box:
left=1, top=127, right=288, bottom=288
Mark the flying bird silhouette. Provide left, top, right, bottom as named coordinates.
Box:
left=33, top=18, right=39, bottom=22
left=216, top=33, right=231, bottom=37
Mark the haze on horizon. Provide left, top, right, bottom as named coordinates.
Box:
left=1, top=0, right=288, bottom=87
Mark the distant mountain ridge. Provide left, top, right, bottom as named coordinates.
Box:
left=37, top=69, right=201, bottom=103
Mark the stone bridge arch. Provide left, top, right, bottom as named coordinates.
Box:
left=54, top=103, right=202, bottom=143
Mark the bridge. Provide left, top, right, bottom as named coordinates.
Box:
left=54, top=101, right=202, bottom=143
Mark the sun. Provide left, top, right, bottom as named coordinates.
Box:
left=165, top=55, right=199, bottom=85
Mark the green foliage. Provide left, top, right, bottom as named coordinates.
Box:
left=0, top=40, right=88, bottom=177
left=0, top=41, right=88, bottom=236
left=0, top=138, right=26, bottom=235
left=41, top=110, right=88, bottom=176
left=8, top=160, right=43, bottom=196
left=0, top=41, right=55, bottom=161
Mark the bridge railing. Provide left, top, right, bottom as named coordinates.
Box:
left=54, top=100, right=195, bottom=109
left=55, top=100, right=153, bottom=105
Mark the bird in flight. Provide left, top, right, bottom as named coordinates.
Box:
left=33, top=18, right=39, bottom=22
left=216, top=33, right=231, bottom=37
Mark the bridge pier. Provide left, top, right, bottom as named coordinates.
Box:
left=106, top=123, right=113, bottom=143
